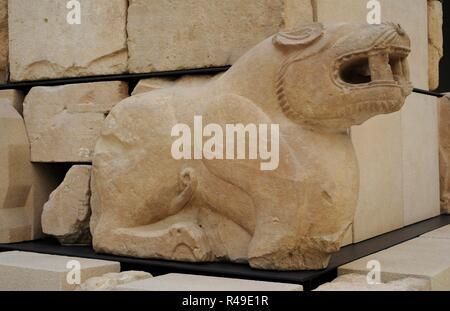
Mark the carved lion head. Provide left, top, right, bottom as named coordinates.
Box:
left=273, top=22, right=412, bottom=130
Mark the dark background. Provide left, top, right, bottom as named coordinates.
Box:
left=437, top=0, right=449, bottom=92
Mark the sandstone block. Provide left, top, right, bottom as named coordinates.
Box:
left=402, top=93, right=440, bottom=225
left=427, top=0, right=443, bottom=90
left=339, top=237, right=450, bottom=290
left=0, top=251, right=120, bottom=291
left=314, top=273, right=430, bottom=291
left=8, top=0, right=128, bottom=81
left=78, top=271, right=152, bottom=291
left=42, top=165, right=92, bottom=245
left=0, top=89, right=24, bottom=115
left=0, top=0, right=7, bottom=83
left=439, top=95, right=450, bottom=214
left=127, top=0, right=313, bottom=73
left=23, top=81, right=128, bottom=162
left=114, top=273, right=302, bottom=291
left=1, top=96, right=59, bottom=243
left=317, top=0, right=439, bottom=241
left=131, top=74, right=220, bottom=96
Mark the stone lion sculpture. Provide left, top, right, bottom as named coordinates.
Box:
left=90, top=22, right=412, bottom=270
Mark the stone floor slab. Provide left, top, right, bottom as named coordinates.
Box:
left=339, top=237, right=450, bottom=290
left=114, top=273, right=302, bottom=291
left=0, top=251, right=120, bottom=291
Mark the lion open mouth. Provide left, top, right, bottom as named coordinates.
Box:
left=336, top=46, right=410, bottom=87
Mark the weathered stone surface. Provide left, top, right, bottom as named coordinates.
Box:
left=427, top=0, right=443, bottom=90
left=114, top=273, right=302, bottom=291
left=0, top=0, right=8, bottom=83
left=339, top=237, right=450, bottom=290
left=23, top=82, right=128, bottom=162
left=0, top=89, right=24, bottom=115
left=0, top=96, right=59, bottom=243
left=438, top=95, right=450, bottom=214
left=132, top=74, right=220, bottom=96
left=421, top=224, right=450, bottom=239
left=78, top=271, right=152, bottom=291
left=127, top=0, right=313, bottom=73
left=91, top=23, right=412, bottom=270
left=0, top=251, right=120, bottom=291
left=8, top=0, right=128, bottom=81
left=315, top=273, right=430, bottom=291
left=317, top=0, right=439, bottom=240
left=42, top=165, right=92, bottom=245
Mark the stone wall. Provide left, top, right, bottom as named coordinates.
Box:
left=0, top=1, right=445, bottom=249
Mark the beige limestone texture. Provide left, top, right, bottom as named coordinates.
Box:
left=127, top=0, right=313, bottom=73
left=8, top=0, right=128, bottom=81
left=0, top=89, right=24, bottom=115
left=0, top=0, right=7, bottom=83
left=131, top=74, right=221, bottom=96
left=317, top=0, right=439, bottom=241
left=314, top=273, right=430, bottom=291
left=438, top=95, right=450, bottom=214
left=0, top=251, right=120, bottom=291
left=78, top=271, right=152, bottom=291
left=315, top=274, right=430, bottom=291
left=427, top=0, right=443, bottom=90
left=339, top=237, right=450, bottom=290
left=402, top=93, right=440, bottom=225
left=42, top=165, right=92, bottom=245
left=91, top=23, right=412, bottom=270
left=114, top=273, right=302, bottom=291
left=0, top=96, right=59, bottom=243
left=23, top=81, right=128, bottom=162
left=341, top=225, right=353, bottom=247
left=421, top=224, right=450, bottom=239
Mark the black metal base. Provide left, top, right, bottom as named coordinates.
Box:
left=0, top=215, right=448, bottom=290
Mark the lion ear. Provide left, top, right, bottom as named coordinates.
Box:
left=273, top=23, right=324, bottom=47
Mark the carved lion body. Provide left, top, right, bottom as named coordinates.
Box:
left=90, top=23, right=412, bottom=270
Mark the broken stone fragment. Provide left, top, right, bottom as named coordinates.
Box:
left=1, top=91, right=60, bottom=243
left=23, top=81, right=128, bottom=162
left=77, top=271, right=152, bottom=291
left=42, top=165, right=92, bottom=245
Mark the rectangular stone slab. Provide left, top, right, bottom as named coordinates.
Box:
left=114, top=273, right=302, bottom=291
left=23, top=81, right=128, bottom=162
left=127, top=0, right=313, bottom=73
left=8, top=0, right=128, bottom=81
left=338, top=237, right=450, bottom=290
left=1, top=95, right=60, bottom=243
left=0, top=251, right=120, bottom=291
